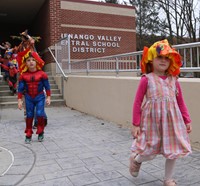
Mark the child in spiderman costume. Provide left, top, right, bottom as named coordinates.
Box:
left=0, top=60, right=18, bottom=95
left=17, top=48, right=51, bottom=143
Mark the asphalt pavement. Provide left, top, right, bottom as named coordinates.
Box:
left=0, top=106, right=200, bottom=186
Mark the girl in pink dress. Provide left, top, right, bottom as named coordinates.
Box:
left=129, top=39, right=192, bottom=186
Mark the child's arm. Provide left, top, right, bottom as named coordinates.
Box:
left=18, top=99, right=23, bottom=110
left=176, top=81, right=191, bottom=125
left=28, top=35, right=35, bottom=45
left=26, top=34, right=35, bottom=49
left=46, top=96, right=51, bottom=106
left=42, top=72, right=51, bottom=106
left=131, top=125, right=141, bottom=139
left=131, top=76, right=148, bottom=138
left=14, top=67, right=19, bottom=75
left=186, top=124, right=192, bottom=133
left=17, top=75, right=25, bottom=110
left=0, top=63, right=9, bottom=71
left=176, top=80, right=192, bottom=133
left=132, top=76, right=148, bottom=126
left=0, top=45, right=6, bottom=49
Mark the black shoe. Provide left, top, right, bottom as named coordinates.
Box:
left=38, top=132, right=44, bottom=142
left=25, top=136, right=32, bottom=144
left=9, top=87, right=13, bottom=94
left=13, top=89, right=17, bottom=95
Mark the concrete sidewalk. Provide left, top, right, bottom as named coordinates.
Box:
left=0, top=106, right=200, bottom=186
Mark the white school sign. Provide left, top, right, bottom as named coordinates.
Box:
left=61, top=33, right=121, bottom=54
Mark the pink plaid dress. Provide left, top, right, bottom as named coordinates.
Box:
left=131, top=73, right=191, bottom=159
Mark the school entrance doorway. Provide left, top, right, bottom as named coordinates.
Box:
left=0, top=0, right=46, bottom=54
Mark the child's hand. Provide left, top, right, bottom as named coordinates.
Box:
left=186, top=123, right=192, bottom=133
left=46, top=96, right=51, bottom=106
left=131, top=125, right=141, bottom=139
left=18, top=99, right=23, bottom=110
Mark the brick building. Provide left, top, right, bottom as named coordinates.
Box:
left=0, top=0, right=136, bottom=63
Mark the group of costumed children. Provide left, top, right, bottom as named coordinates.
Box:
left=0, top=30, right=36, bottom=94
left=0, top=30, right=51, bottom=143
left=0, top=32, right=193, bottom=185
left=0, top=42, right=18, bottom=94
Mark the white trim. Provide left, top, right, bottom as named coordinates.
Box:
left=61, top=1, right=135, bottom=17
left=61, top=24, right=136, bottom=33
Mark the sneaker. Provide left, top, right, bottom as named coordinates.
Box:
left=38, top=132, right=44, bottom=142
left=164, top=179, right=177, bottom=186
left=129, top=153, right=142, bottom=177
left=25, top=136, right=32, bottom=144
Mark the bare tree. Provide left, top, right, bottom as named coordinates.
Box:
left=128, top=0, right=161, bottom=50
left=155, top=0, right=199, bottom=44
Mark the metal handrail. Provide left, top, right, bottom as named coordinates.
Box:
left=48, top=47, right=68, bottom=78
left=173, top=42, right=200, bottom=49
left=50, top=39, right=200, bottom=76
left=68, top=41, right=200, bottom=75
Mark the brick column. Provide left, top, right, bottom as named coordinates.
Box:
left=49, top=0, right=61, bottom=44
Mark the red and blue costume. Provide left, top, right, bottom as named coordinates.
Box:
left=17, top=49, right=51, bottom=138
left=0, top=52, right=11, bottom=81
left=0, top=62, right=18, bottom=94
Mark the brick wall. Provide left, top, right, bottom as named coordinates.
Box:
left=61, top=0, right=136, bottom=60
left=61, top=10, right=135, bottom=29
left=49, top=0, right=61, bottom=45
left=33, top=0, right=136, bottom=63
left=32, top=0, right=62, bottom=64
